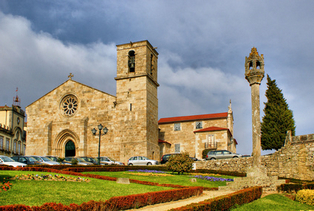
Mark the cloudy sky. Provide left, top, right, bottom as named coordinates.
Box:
left=1, top=1, right=313, bottom=155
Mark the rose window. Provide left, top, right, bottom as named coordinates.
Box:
left=61, top=95, right=78, bottom=116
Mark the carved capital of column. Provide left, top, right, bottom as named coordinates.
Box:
left=245, top=72, right=265, bottom=86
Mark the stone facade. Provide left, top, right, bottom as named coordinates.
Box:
left=158, top=103, right=236, bottom=160
left=0, top=105, right=26, bottom=156
left=26, top=40, right=160, bottom=164
left=196, top=133, right=314, bottom=181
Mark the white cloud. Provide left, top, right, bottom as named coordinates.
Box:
left=0, top=12, right=117, bottom=108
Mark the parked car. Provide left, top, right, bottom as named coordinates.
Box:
left=160, top=153, right=199, bottom=164
left=64, top=157, right=93, bottom=165
left=128, top=156, right=158, bottom=166
left=45, top=155, right=59, bottom=162
left=79, top=156, right=98, bottom=165
left=11, top=155, right=44, bottom=165
left=32, top=156, right=60, bottom=165
left=0, top=155, right=26, bottom=167
left=206, top=150, right=242, bottom=160
left=97, top=156, right=124, bottom=165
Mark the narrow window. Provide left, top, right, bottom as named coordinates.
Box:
left=13, top=141, right=17, bottom=153
left=18, top=142, right=21, bottom=154
left=0, top=136, right=3, bottom=149
left=6, top=138, right=9, bottom=151
left=130, top=103, right=132, bottom=111
left=174, top=123, right=181, bottom=131
left=150, top=54, right=153, bottom=75
left=128, top=50, right=135, bottom=72
left=175, top=144, right=181, bottom=153
left=196, top=121, right=202, bottom=129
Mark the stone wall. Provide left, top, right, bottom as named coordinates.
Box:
left=196, top=133, right=314, bottom=181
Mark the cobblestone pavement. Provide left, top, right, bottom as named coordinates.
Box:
left=127, top=190, right=235, bottom=211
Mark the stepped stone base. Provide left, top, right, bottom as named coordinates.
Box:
left=219, top=166, right=286, bottom=192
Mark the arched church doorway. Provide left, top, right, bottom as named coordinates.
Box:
left=65, top=140, right=75, bottom=157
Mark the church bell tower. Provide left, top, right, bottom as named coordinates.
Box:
left=114, top=40, right=159, bottom=163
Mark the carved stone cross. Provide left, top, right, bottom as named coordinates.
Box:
left=68, top=73, right=74, bottom=80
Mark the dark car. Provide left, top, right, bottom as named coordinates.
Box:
left=206, top=150, right=242, bottom=160
left=160, top=153, right=198, bottom=164
left=11, top=156, right=44, bottom=165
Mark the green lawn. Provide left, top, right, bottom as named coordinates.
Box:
left=230, top=194, right=314, bottom=211
left=83, top=170, right=235, bottom=188
left=0, top=170, right=172, bottom=206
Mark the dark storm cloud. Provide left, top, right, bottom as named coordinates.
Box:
left=1, top=0, right=314, bottom=155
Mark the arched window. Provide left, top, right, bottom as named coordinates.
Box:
left=128, top=50, right=135, bottom=72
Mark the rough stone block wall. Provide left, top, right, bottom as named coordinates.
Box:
left=159, top=118, right=228, bottom=158
left=196, top=133, right=314, bottom=181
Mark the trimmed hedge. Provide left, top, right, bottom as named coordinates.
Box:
left=192, top=169, right=246, bottom=177
left=278, top=183, right=314, bottom=193
left=169, top=186, right=263, bottom=211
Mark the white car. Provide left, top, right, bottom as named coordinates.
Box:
left=128, top=156, right=158, bottom=166
left=98, top=156, right=124, bottom=165
left=0, top=155, right=26, bottom=167
left=32, top=156, right=60, bottom=165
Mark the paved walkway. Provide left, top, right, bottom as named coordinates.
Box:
left=127, top=190, right=235, bottom=211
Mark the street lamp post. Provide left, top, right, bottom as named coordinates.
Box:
left=91, top=124, right=108, bottom=165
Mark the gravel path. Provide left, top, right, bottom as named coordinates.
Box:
left=126, top=190, right=235, bottom=211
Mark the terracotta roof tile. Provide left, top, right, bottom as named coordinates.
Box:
left=158, top=112, right=228, bottom=124
left=158, top=139, right=171, bottom=145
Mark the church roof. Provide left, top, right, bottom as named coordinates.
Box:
left=158, top=112, right=228, bottom=124
left=26, top=78, right=116, bottom=108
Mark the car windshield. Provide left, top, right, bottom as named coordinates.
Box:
left=76, top=158, right=85, bottom=162
left=85, top=158, right=95, bottom=162
left=108, top=157, right=116, bottom=161
left=41, top=157, right=52, bottom=161
left=142, top=156, right=148, bottom=160
left=31, top=157, right=42, bottom=161
left=0, top=156, right=15, bottom=162
left=28, top=157, right=37, bottom=162
left=48, top=157, right=57, bottom=161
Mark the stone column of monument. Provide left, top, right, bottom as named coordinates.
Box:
left=245, top=47, right=265, bottom=170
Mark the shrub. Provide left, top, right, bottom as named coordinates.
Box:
left=166, top=153, right=193, bottom=175
left=296, top=189, right=314, bottom=206
left=71, top=159, right=78, bottom=165
left=56, top=157, right=65, bottom=164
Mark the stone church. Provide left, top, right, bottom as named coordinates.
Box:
left=26, top=40, right=236, bottom=163
left=26, top=40, right=160, bottom=164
